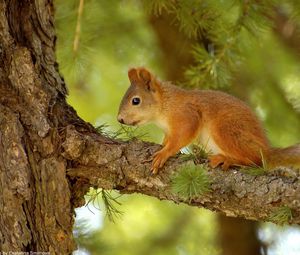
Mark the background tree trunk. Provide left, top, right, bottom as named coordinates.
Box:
left=218, top=215, right=261, bottom=255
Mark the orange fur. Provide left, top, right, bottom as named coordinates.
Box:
left=118, top=67, right=300, bottom=173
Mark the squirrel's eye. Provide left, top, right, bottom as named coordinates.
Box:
left=132, top=97, right=140, bottom=105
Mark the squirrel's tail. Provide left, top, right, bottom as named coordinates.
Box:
left=264, top=144, right=300, bottom=169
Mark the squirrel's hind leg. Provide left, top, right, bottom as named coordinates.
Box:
left=208, top=154, right=247, bottom=170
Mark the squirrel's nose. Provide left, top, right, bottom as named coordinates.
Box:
left=118, top=116, right=125, bottom=124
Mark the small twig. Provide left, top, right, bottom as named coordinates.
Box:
left=73, top=0, right=84, bottom=53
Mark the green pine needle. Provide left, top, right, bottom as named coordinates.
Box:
left=268, top=206, right=293, bottom=225
left=180, top=153, right=198, bottom=162
left=142, top=0, right=174, bottom=15
left=171, top=164, right=211, bottom=200
left=95, top=123, right=110, bottom=136
left=85, top=188, right=123, bottom=223
left=241, top=150, right=269, bottom=176
left=112, top=125, right=147, bottom=140
left=95, top=124, right=147, bottom=141
left=101, top=190, right=123, bottom=222
left=241, top=166, right=266, bottom=176
left=181, top=144, right=211, bottom=165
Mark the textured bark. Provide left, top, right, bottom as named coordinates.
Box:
left=0, top=0, right=76, bottom=253
left=1, top=1, right=300, bottom=255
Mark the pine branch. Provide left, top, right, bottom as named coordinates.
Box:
left=73, top=0, right=85, bottom=53
left=273, top=5, right=300, bottom=60
left=145, top=0, right=286, bottom=92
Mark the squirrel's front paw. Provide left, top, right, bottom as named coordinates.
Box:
left=151, top=151, right=168, bottom=174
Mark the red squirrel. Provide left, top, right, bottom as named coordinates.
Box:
left=118, top=67, right=300, bottom=174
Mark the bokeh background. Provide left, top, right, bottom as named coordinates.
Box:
left=54, top=0, right=300, bottom=254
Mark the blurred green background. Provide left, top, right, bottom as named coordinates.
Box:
left=55, top=0, right=300, bottom=254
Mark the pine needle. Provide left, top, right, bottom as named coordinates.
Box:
left=241, top=150, right=268, bottom=176
left=241, top=166, right=266, bottom=176
left=85, top=188, right=123, bottom=223
left=181, top=144, right=211, bottom=164
left=171, top=164, right=211, bottom=201
left=268, top=206, right=293, bottom=225
left=101, top=190, right=123, bottom=223
left=95, top=123, right=147, bottom=141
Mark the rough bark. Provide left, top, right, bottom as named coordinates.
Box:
left=0, top=1, right=300, bottom=254
left=0, top=0, right=76, bottom=253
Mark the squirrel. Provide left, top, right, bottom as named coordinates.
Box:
left=118, top=67, right=300, bottom=174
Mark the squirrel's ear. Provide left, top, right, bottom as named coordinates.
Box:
left=138, top=68, right=160, bottom=92
left=128, top=68, right=139, bottom=84
left=129, top=67, right=161, bottom=92
left=139, top=68, right=152, bottom=85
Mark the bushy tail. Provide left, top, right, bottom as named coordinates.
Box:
left=265, top=144, right=300, bottom=169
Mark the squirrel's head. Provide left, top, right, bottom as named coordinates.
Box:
left=117, top=67, right=162, bottom=126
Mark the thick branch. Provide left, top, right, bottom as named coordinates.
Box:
left=62, top=125, right=300, bottom=225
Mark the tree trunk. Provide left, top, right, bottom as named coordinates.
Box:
left=0, top=1, right=76, bottom=253
left=1, top=1, right=300, bottom=254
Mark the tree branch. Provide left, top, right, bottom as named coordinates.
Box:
left=62, top=124, right=300, bottom=225
left=273, top=6, right=300, bottom=60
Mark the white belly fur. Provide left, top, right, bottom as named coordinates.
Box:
left=196, top=127, right=223, bottom=155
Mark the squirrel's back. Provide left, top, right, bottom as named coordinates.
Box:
left=161, top=86, right=270, bottom=164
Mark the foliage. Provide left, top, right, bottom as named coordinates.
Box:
left=181, top=144, right=211, bottom=167
left=241, top=150, right=268, bottom=176
left=96, top=123, right=148, bottom=141
left=143, top=0, right=286, bottom=88
left=75, top=194, right=219, bottom=255
left=268, top=206, right=293, bottom=225
left=85, top=188, right=123, bottom=223
left=241, top=166, right=266, bottom=176
left=171, top=164, right=211, bottom=200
